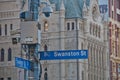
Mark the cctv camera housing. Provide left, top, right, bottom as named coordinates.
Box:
left=42, top=5, right=53, bottom=17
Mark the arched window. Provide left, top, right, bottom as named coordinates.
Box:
left=44, top=45, right=48, bottom=51
left=8, top=48, right=12, bottom=61
left=44, top=21, right=48, bottom=31
left=1, top=48, right=4, bottom=61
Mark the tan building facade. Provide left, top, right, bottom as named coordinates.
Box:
left=109, top=0, right=120, bottom=80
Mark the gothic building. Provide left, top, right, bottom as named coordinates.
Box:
left=0, top=0, right=109, bottom=80
left=39, top=0, right=109, bottom=80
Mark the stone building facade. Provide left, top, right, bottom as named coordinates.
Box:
left=0, top=0, right=109, bottom=80
left=39, top=0, right=110, bottom=80
left=0, top=0, right=24, bottom=80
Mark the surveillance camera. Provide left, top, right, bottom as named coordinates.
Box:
left=42, top=5, right=53, bottom=17
left=43, top=12, right=51, bottom=17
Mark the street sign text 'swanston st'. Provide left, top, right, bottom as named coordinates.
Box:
left=39, top=50, right=88, bottom=60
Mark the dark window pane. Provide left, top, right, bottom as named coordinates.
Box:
left=67, top=23, right=70, bottom=30
left=8, top=48, right=12, bottom=61
left=72, top=22, right=74, bottom=30
left=12, top=38, right=17, bottom=44
left=5, top=24, right=7, bottom=35
left=7, top=77, right=11, bottom=80
left=117, top=14, right=120, bottom=22
left=44, top=45, right=47, bottom=51
left=0, top=78, right=4, bottom=80
left=44, top=72, right=48, bottom=80
left=10, top=24, right=13, bottom=30
left=1, top=48, right=4, bottom=61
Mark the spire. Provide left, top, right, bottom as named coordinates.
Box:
left=83, top=0, right=88, bottom=18
left=83, top=0, right=87, bottom=12
left=60, top=0, right=65, bottom=11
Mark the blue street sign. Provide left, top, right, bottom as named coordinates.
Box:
left=39, top=50, right=88, bottom=60
left=15, top=57, right=31, bottom=70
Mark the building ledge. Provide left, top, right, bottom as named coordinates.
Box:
left=10, top=29, right=21, bottom=36
left=110, top=55, right=120, bottom=63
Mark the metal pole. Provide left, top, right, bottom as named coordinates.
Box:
left=34, top=44, right=40, bottom=80
left=24, top=45, right=29, bottom=80
left=76, top=18, right=79, bottom=80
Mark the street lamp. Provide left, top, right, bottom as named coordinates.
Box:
left=20, top=1, right=53, bottom=80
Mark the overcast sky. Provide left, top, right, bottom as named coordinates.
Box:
left=98, top=0, right=108, bottom=5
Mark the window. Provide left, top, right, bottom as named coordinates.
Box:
left=44, top=21, right=48, bottom=31
left=98, top=27, right=101, bottom=38
left=5, top=24, right=7, bottom=35
left=0, top=25, right=1, bottom=36
left=118, top=64, right=120, bottom=74
left=93, top=24, right=95, bottom=35
left=82, top=71, right=84, bottom=80
left=0, top=78, right=4, bottom=80
left=112, top=11, right=113, bottom=19
left=8, top=48, right=12, bottom=61
left=119, top=0, right=120, bottom=9
left=72, top=22, right=74, bottom=30
left=117, top=14, right=120, bottom=22
left=95, top=25, right=97, bottom=37
left=44, top=72, right=48, bottom=80
left=81, top=43, right=83, bottom=50
left=1, top=48, right=4, bottom=61
left=67, top=23, right=70, bottom=30
left=7, top=77, right=11, bottom=80
left=12, top=38, right=17, bottom=44
left=44, top=45, right=48, bottom=51
left=90, top=22, right=92, bottom=34
left=112, top=0, right=113, bottom=5
left=10, top=24, right=13, bottom=30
